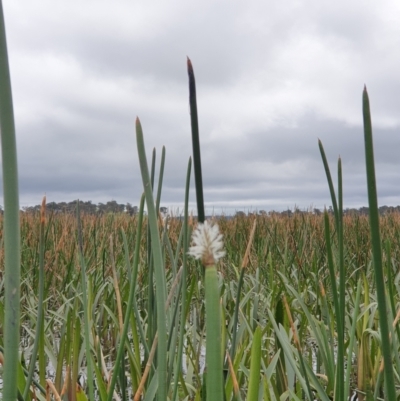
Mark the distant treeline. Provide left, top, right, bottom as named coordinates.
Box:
left=246, top=205, right=400, bottom=217
left=0, top=200, right=399, bottom=217
left=15, top=200, right=159, bottom=216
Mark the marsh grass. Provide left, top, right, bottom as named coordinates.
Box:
left=1, top=207, right=400, bottom=400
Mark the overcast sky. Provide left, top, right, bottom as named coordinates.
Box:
left=1, top=0, right=400, bottom=214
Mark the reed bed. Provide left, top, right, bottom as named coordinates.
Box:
left=2, top=209, right=400, bottom=400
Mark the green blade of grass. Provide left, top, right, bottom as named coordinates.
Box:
left=77, top=202, right=95, bottom=401
left=0, top=2, right=21, bottom=399
left=335, top=157, right=345, bottom=401
left=23, top=198, right=46, bottom=400
left=318, top=140, right=339, bottom=230
left=205, top=264, right=223, bottom=400
left=136, top=117, right=167, bottom=401
left=107, top=194, right=145, bottom=400
left=246, top=326, right=262, bottom=401
left=171, top=157, right=191, bottom=401
left=362, top=86, right=396, bottom=400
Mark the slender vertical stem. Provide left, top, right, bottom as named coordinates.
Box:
left=136, top=117, right=167, bottom=401
left=362, top=86, right=396, bottom=400
left=318, top=140, right=339, bottom=230
left=335, top=158, right=344, bottom=401
left=187, top=57, right=205, bottom=223
left=172, top=157, right=191, bottom=401
left=0, top=2, right=21, bottom=399
left=247, top=326, right=262, bottom=401
left=107, top=194, right=145, bottom=401
left=77, top=202, right=95, bottom=401
left=23, top=197, right=46, bottom=400
left=205, top=264, right=223, bottom=400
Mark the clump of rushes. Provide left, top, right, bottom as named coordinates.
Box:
left=189, top=220, right=225, bottom=400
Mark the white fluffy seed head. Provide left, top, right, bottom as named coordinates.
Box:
left=188, top=220, right=225, bottom=266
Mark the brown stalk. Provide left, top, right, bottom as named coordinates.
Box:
left=109, top=235, right=124, bottom=332
left=283, top=295, right=301, bottom=351
left=226, top=351, right=240, bottom=396
left=46, top=380, right=62, bottom=401
left=241, top=219, right=257, bottom=269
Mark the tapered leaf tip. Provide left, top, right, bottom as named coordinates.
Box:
left=40, top=196, right=46, bottom=224
left=136, top=117, right=140, bottom=125
left=362, top=86, right=370, bottom=106
left=187, top=57, right=193, bottom=74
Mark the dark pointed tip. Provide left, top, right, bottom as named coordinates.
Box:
left=136, top=116, right=140, bottom=124
left=363, top=85, right=369, bottom=104
left=187, top=57, right=194, bottom=74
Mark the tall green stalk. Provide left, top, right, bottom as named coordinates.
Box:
left=0, top=2, right=21, bottom=399
left=187, top=57, right=205, bottom=223
left=23, top=198, right=46, bottom=400
left=188, top=220, right=225, bottom=400
left=77, top=201, right=95, bottom=401
left=318, top=140, right=339, bottom=229
left=336, top=157, right=345, bottom=401
left=362, top=86, right=396, bottom=400
left=247, top=326, right=261, bottom=401
left=319, top=142, right=345, bottom=401
left=136, top=118, right=167, bottom=401
left=205, top=263, right=223, bottom=400
left=171, top=157, right=191, bottom=401
left=107, top=194, right=145, bottom=401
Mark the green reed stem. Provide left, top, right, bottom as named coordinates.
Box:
left=0, top=346, right=46, bottom=396
left=323, top=211, right=344, bottom=400
left=362, top=86, right=396, bottom=400
left=0, top=2, right=21, bottom=399
left=229, top=267, right=245, bottom=363
left=155, top=146, right=165, bottom=214
left=336, top=157, right=345, bottom=401
left=318, top=140, right=339, bottom=229
left=247, top=326, right=261, bottom=401
left=77, top=202, right=95, bottom=401
left=136, top=118, right=167, bottom=401
left=205, top=264, right=223, bottom=400
left=344, top=279, right=362, bottom=400
left=171, top=157, right=191, bottom=401
left=319, top=140, right=345, bottom=401
left=147, top=149, right=156, bottom=352
left=187, top=57, right=205, bottom=223
left=107, top=194, right=145, bottom=401
left=23, top=198, right=46, bottom=400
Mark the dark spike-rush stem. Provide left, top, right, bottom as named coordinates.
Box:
left=0, top=2, right=21, bottom=399
left=187, top=57, right=205, bottom=223
left=362, top=86, right=396, bottom=400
